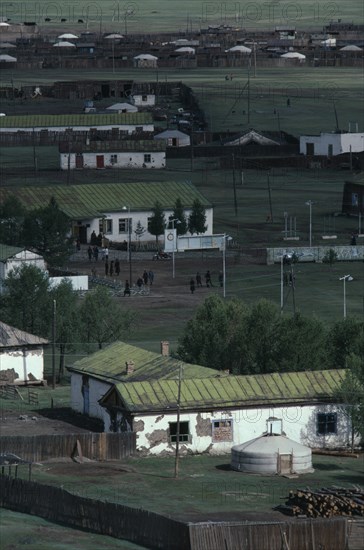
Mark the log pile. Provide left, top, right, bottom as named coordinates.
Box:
left=276, top=486, right=364, bottom=518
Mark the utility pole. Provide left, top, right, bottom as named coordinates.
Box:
left=174, top=365, right=183, bottom=479
left=267, top=172, right=273, bottom=222
left=232, top=153, right=237, bottom=215
left=52, top=300, right=56, bottom=389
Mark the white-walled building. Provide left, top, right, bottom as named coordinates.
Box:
left=300, top=132, right=364, bottom=156
left=132, top=93, right=156, bottom=107
left=154, top=129, right=191, bottom=147
left=0, top=245, right=46, bottom=291
left=59, top=140, right=166, bottom=170
left=67, top=341, right=356, bottom=454
left=0, top=113, right=154, bottom=135
left=0, top=321, right=48, bottom=384
left=2, top=182, right=213, bottom=245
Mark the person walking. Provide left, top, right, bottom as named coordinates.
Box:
left=115, top=258, right=120, bottom=276
left=190, top=278, right=195, bottom=294
left=93, top=245, right=99, bottom=262
left=123, top=280, right=131, bottom=296
left=196, top=272, right=202, bottom=287
left=87, top=246, right=93, bottom=262
left=205, top=270, right=213, bottom=287
left=105, top=260, right=109, bottom=276
left=218, top=272, right=223, bottom=287
left=137, top=276, right=144, bottom=289
left=143, top=270, right=149, bottom=285
left=148, top=270, right=154, bottom=285
left=109, top=260, right=114, bottom=277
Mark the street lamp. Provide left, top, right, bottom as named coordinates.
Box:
left=122, top=205, right=132, bottom=286
left=339, top=275, right=353, bottom=318
left=222, top=234, right=233, bottom=298
left=168, top=218, right=180, bottom=279
left=305, top=200, right=314, bottom=247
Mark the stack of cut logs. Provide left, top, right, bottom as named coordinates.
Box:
left=277, top=486, right=364, bottom=517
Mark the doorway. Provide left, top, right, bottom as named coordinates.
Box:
left=96, top=155, right=105, bottom=168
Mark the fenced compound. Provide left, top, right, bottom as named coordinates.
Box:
left=0, top=432, right=136, bottom=462
left=0, top=476, right=350, bottom=550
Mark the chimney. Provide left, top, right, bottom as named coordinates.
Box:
left=160, top=341, right=169, bottom=357
left=125, top=360, right=135, bottom=375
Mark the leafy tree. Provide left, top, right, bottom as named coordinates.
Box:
left=0, top=195, right=25, bottom=246
left=322, top=248, right=338, bottom=269
left=169, top=198, right=188, bottom=236
left=134, top=220, right=146, bottom=249
left=49, top=279, right=79, bottom=381
left=336, top=353, right=364, bottom=449
left=188, top=199, right=207, bottom=235
left=326, top=318, right=364, bottom=369
left=0, top=264, right=51, bottom=336
left=148, top=201, right=166, bottom=245
left=79, top=286, right=136, bottom=349
left=177, top=295, right=249, bottom=373
left=22, top=197, right=72, bottom=267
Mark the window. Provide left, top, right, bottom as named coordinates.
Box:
left=317, top=413, right=337, bottom=435
left=352, top=193, right=359, bottom=207
left=99, top=219, right=113, bottom=234
left=142, top=94, right=147, bottom=101
left=110, top=154, right=117, bottom=164
left=118, top=218, right=131, bottom=234
left=212, top=419, right=233, bottom=442
left=169, top=421, right=190, bottom=443
left=136, top=126, right=143, bottom=133
left=144, top=154, right=151, bottom=163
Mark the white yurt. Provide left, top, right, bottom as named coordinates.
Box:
left=226, top=45, right=252, bottom=54
left=340, top=45, right=362, bottom=52
left=53, top=41, right=76, bottom=48
left=175, top=47, right=195, bottom=54
left=57, top=33, right=78, bottom=40
left=231, top=418, right=313, bottom=476
left=0, top=54, right=17, bottom=62
left=280, top=52, right=306, bottom=60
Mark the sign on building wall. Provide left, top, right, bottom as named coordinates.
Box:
left=175, top=234, right=225, bottom=252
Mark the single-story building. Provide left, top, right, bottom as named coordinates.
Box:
left=67, top=340, right=357, bottom=454
left=132, top=93, right=156, bottom=107
left=154, top=129, right=191, bottom=147
left=0, top=181, right=213, bottom=245
left=0, top=321, right=48, bottom=384
left=0, top=244, right=46, bottom=291
left=99, top=368, right=356, bottom=455
left=300, top=132, right=364, bottom=156
left=67, top=341, right=217, bottom=424
left=0, top=112, right=154, bottom=136
left=59, top=140, right=166, bottom=170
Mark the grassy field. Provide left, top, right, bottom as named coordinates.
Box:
left=1, top=66, right=362, bottom=135
left=1, top=0, right=363, bottom=33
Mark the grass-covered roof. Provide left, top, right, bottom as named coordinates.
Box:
left=0, top=113, right=153, bottom=128
left=68, top=341, right=218, bottom=382
left=103, top=369, right=346, bottom=413
left=0, top=182, right=212, bottom=220
left=0, top=244, right=24, bottom=262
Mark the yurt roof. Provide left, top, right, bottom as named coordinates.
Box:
left=134, top=53, right=158, bottom=60
left=340, top=44, right=362, bottom=51
left=57, top=33, right=78, bottom=39
left=0, top=42, right=16, bottom=48
left=53, top=41, right=76, bottom=48
left=232, top=434, right=311, bottom=456
left=104, top=33, right=124, bottom=40
left=0, top=54, right=17, bottom=62
left=280, top=51, right=306, bottom=59
left=226, top=45, right=252, bottom=53
left=175, top=47, right=195, bottom=54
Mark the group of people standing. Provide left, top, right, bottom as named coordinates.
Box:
left=136, top=269, right=154, bottom=288
left=189, top=270, right=224, bottom=294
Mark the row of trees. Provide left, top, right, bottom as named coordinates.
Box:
left=0, top=196, right=72, bottom=266
left=148, top=198, right=207, bottom=244
left=177, top=295, right=364, bottom=374
left=0, top=265, right=136, bottom=380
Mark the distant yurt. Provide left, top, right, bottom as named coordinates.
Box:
left=231, top=418, right=313, bottom=475
left=133, top=54, right=158, bottom=68
left=225, top=45, right=252, bottom=54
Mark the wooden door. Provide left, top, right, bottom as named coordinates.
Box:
left=278, top=453, right=292, bottom=475
left=75, top=153, right=84, bottom=169
left=96, top=155, right=104, bottom=168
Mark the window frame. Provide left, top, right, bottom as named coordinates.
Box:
left=317, top=412, right=337, bottom=436
left=144, top=153, right=151, bottom=163
left=212, top=419, right=233, bottom=442
left=118, top=218, right=131, bottom=234
left=169, top=421, right=191, bottom=443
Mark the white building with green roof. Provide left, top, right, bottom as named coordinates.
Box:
left=0, top=244, right=46, bottom=290
left=1, top=181, right=213, bottom=245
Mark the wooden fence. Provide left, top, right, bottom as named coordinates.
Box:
left=0, top=476, right=349, bottom=549
left=0, top=432, right=136, bottom=462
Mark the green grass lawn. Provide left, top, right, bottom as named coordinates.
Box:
left=14, top=454, right=364, bottom=517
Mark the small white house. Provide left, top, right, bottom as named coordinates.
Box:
left=300, top=132, right=364, bottom=156
left=59, top=140, right=166, bottom=170
left=154, top=129, right=190, bottom=147
left=132, top=94, right=156, bottom=107
left=0, top=321, right=48, bottom=384
left=0, top=245, right=46, bottom=291
left=133, top=54, right=158, bottom=68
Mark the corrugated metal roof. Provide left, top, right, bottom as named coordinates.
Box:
left=0, top=112, right=153, bottom=129
left=0, top=321, right=48, bottom=347
left=0, top=182, right=212, bottom=220
left=0, top=244, right=24, bottom=262
left=106, top=369, right=346, bottom=412
left=59, top=139, right=166, bottom=154
left=68, top=341, right=218, bottom=383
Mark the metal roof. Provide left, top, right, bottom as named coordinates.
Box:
left=0, top=112, right=153, bottom=129
left=67, top=341, right=218, bottom=383
left=0, top=181, right=212, bottom=220
left=59, top=139, right=166, bottom=154
left=0, top=321, right=48, bottom=347
left=102, top=369, right=346, bottom=413
left=0, top=244, right=24, bottom=262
